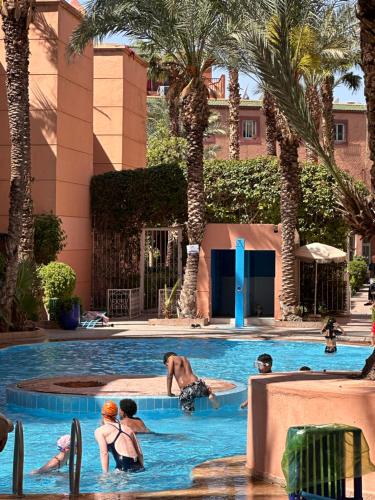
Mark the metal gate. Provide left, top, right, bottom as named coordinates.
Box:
left=140, top=227, right=183, bottom=311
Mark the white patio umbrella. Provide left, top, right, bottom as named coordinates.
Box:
left=295, top=243, right=347, bottom=315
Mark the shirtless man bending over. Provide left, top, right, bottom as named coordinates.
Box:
left=163, top=352, right=219, bottom=413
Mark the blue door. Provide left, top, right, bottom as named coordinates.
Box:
left=211, top=249, right=275, bottom=317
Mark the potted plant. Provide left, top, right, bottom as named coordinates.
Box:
left=37, top=262, right=80, bottom=330
left=58, top=296, right=81, bottom=330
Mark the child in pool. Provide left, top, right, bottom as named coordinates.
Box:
left=31, top=435, right=70, bottom=474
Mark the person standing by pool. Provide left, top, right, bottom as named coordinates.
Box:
left=0, top=413, right=13, bottom=453
left=240, top=353, right=273, bottom=409
left=95, top=400, right=144, bottom=473
left=163, top=352, right=219, bottom=413
left=31, top=435, right=71, bottom=474
left=322, top=317, right=343, bottom=353
left=119, top=399, right=150, bottom=433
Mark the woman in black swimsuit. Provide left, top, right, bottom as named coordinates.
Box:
left=95, top=400, right=144, bottom=473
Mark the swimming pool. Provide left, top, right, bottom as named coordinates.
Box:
left=0, top=338, right=369, bottom=494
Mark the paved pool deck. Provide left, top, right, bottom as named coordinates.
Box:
left=43, top=320, right=373, bottom=346
left=0, top=455, right=288, bottom=499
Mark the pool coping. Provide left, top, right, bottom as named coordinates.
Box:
left=6, top=378, right=247, bottom=414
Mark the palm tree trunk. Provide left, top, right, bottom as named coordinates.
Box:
left=18, top=159, right=34, bottom=262
left=263, top=90, right=277, bottom=156
left=0, top=8, right=32, bottom=330
left=228, top=67, right=240, bottom=160
left=167, top=82, right=181, bottom=137
left=357, top=0, right=375, bottom=379
left=276, top=111, right=300, bottom=321
left=305, top=84, right=321, bottom=163
left=321, top=76, right=335, bottom=161
left=179, top=78, right=209, bottom=318
left=357, top=0, right=375, bottom=192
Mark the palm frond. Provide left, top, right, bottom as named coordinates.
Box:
left=237, top=0, right=375, bottom=237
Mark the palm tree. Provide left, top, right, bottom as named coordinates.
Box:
left=135, top=42, right=186, bottom=137
left=69, top=0, right=233, bottom=318
left=263, top=89, right=277, bottom=156
left=357, top=0, right=375, bottom=192
left=237, top=1, right=319, bottom=319
left=320, top=70, right=361, bottom=159
left=228, top=67, right=241, bottom=160
left=313, top=4, right=360, bottom=161
left=239, top=0, right=375, bottom=378
left=0, top=0, right=35, bottom=331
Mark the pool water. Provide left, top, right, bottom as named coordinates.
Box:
left=0, top=338, right=369, bottom=494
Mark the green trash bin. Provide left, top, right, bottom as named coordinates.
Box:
left=282, top=424, right=375, bottom=500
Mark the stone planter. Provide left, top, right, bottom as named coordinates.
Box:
left=0, top=328, right=47, bottom=348
left=148, top=318, right=209, bottom=327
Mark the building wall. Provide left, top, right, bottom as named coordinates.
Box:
left=197, top=223, right=285, bottom=320
left=206, top=101, right=369, bottom=187
left=93, top=45, right=147, bottom=175
left=0, top=0, right=93, bottom=307
left=56, top=2, right=93, bottom=306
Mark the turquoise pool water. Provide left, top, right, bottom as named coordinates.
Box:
left=0, top=338, right=369, bottom=494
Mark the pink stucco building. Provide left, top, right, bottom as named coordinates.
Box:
left=0, top=0, right=147, bottom=307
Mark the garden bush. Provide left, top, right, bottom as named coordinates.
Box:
left=90, top=164, right=187, bottom=232
left=90, top=157, right=361, bottom=248
left=34, top=213, right=66, bottom=265
left=347, top=256, right=368, bottom=294
left=37, top=262, right=76, bottom=301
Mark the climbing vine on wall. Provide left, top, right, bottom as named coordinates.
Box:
left=91, top=157, right=363, bottom=248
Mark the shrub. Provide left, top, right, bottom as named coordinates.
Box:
left=37, top=262, right=76, bottom=301
left=90, top=157, right=358, bottom=248
left=90, top=164, right=187, bottom=233
left=34, top=213, right=66, bottom=265
left=347, top=256, right=368, bottom=294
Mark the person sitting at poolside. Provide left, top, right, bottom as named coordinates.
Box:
left=163, top=352, right=219, bottom=413
left=95, top=400, right=144, bottom=473
left=119, top=399, right=150, bottom=433
left=31, top=435, right=71, bottom=474
left=240, top=353, right=273, bottom=409
left=0, top=413, right=13, bottom=453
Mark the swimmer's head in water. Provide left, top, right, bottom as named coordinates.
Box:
left=120, top=399, right=137, bottom=418
left=163, top=352, right=177, bottom=365
left=255, top=353, right=273, bottom=373
left=57, top=434, right=71, bottom=452
left=299, top=366, right=311, bottom=371
left=101, top=400, right=118, bottom=420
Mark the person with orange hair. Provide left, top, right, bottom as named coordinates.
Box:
left=95, top=400, right=144, bottom=473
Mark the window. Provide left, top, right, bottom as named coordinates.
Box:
left=334, top=122, right=346, bottom=143
left=242, top=119, right=257, bottom=139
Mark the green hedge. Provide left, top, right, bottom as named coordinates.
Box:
left=347, top=256, right=368, bottom=294
left=90, top=157, right=357, bottom=247
left=90, top=164, right=187, bottom=232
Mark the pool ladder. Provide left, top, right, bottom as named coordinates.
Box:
left=10, top=418, right=83, bottom=497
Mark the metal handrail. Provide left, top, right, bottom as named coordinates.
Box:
left=69, top=418, right=82, bottom=496
left=12, top=421, right=24, bottom=497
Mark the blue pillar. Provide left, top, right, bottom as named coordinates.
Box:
left=235, top=239, right=245, bottom=328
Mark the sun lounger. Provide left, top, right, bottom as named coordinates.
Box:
left=80, top=311, right=113, bottom=329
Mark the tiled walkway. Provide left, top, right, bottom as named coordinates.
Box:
left=0, top=456, right=288, bottom=499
